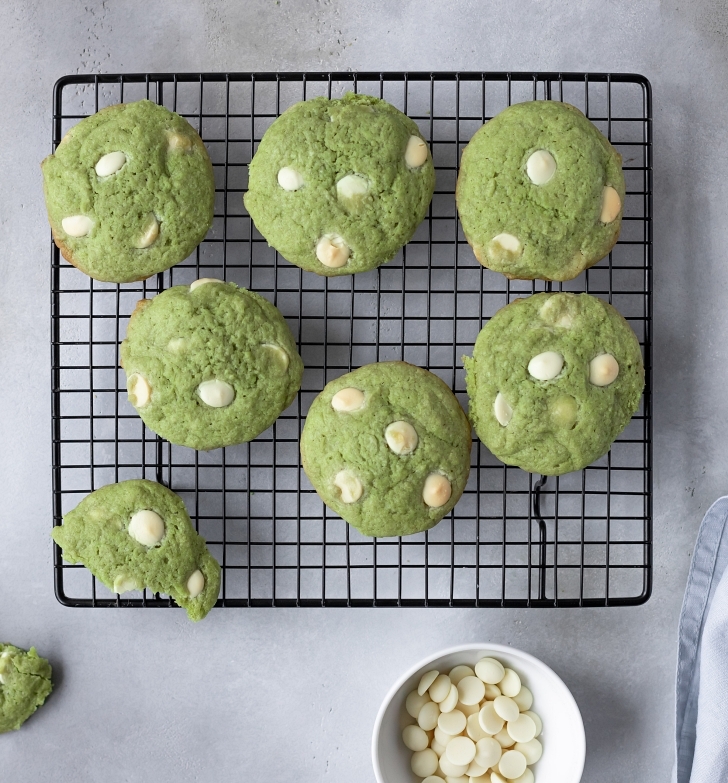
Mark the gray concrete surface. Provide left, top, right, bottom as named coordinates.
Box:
left=0, top=0, right=724, bottom=779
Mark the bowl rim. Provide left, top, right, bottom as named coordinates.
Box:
left=371, top=642, right=586, bottom=783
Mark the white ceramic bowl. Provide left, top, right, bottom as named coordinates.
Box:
left=372, top=643, right=585, bottom=783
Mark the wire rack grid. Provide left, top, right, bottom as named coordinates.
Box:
left=51, top=71, right=652, bottom=609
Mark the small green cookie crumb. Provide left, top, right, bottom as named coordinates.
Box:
left=0, top=644, right=53, bottom=733
left=52, top=479, right=220, bottom=622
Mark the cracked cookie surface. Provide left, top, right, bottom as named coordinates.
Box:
left=300, top=362, right=471, bottom=537
left=42, top=99, right=214, bottom=283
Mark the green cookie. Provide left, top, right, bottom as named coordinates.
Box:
left=52, top=479, right=220, bottom=622
left=456, top=101, right=625, bottom=281
left=244, top=93, right=435, bottom=276
left=300, top=362, right=472, bottom=537
left=464, top=292, right=644, bottom=476
left=42, top=99, right=214, bottom=283
left=0, top=644, right=53, bottom=733
left=121, top=280, right=303, bottom=451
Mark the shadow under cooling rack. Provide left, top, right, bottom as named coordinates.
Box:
left=51, top=71, right=653, bottom=608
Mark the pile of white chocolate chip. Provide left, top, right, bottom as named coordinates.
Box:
left=402, top=657, right=542, bottom=783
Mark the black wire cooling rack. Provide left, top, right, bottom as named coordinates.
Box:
left=51, top=71, right=652, bottom=609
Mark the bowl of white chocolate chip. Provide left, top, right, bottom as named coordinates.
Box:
left=372, top=643, right=585, bottom=783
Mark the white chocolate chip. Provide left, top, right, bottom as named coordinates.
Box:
left=475, top=657, right=505, bottom=685
left=513, top=738, right=542, bottom=765
left=385, top=420, right=418, bottom=455
left=331, top=387, right=365, bottom=413
left=498, top=750, right=527, bottom=780
left=316, top=234, right=350, bottom=268
left=511, top=769, right=534, bottom=783
left=419, top=670, right=440, bottom=696
left=445, top=736, right=476, bottom=767
left=457, top=676, right=486, bottom=706
left=263, top=343, right=289, bottom=371
left=512, top=686, right=533, bottom=712
left=499, top=669, right=521, bottom=698
left=439, top=683, right=459, bottom=714
left=406, top=689, right=432, bottom=718
left=187, top=569, right=205, bottom=598
left=457, top=701, right=480, bottom=717
left=418, top=701, right=441, bottom=731
left=411, top=749, right=439, bottom=778
left=438, top=755, right=469, bottom=777
left=127, top=373, right=151, bottom=408
left=95, top=151, right=126, bottom=177
left=557, top=313, right=573, bottom=328
left=134, top=215, right=159, bottom=249
left=430, top=738, right=447, bottom=757
left=493, top=393, right=513, bottom=426
left=483, top=683, right=501, bottom=700
left=402, top=724, right=430, bottom=752
left=113, top=574, right=138, bottom=594
left=167, top=131, right=193, bottom=151
left=336, top=174, right=369, bottom=199
left=493, top=727, right=516, bottom=748
left=601, top=185, right=622, bottom=223
left=429, top=674, right=452, bottom=703
left=491, top=233, right=521, bottom=254
left=478, top=702, right=504, bottom=735
left=405, top=135, right=429, bottom=168
left=422, top=778, right=446, bottom=783
left=197, top=379, right=235, bottom=408
left=62, top=215, right=94, bottom=237
left=526, top=149, right=556, bottom=185
left=491, top=772, right=509, bottom=783
left=589, top=353, right=620, bottom=386
left=434, top=726, right=454, bottom=747
left=448, top=665, right=475, bottom=684
left=167, top=338, right=186, bottom=353
left=128, top=509, right=165, bottom=547
left=550, top=395, right=578, bottom=429
left=493, top=696, right=519, bottom=723
left=438, top=709, right=466, bottom=736
left=466, top=759, right=488, bottom=778
left=522, top=711, right=541, bottom=736
left=189, top=278, right=224, bottom=291
left=527, top=351, right=564, bottom=381
left=278, top=166, right=304, bottom=191
left=423, top=473, right=452, bottom=508
left=466, top=712, right=490, bottom=742
left=506, top=714, right=536, bottom=743
left=333, top=469, right=363, bottom=503
left=475, top=737, right=502, bottom=769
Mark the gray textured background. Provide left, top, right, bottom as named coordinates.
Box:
left=1, top=1, right=723, bottom=780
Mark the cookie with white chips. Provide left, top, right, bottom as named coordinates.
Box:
left=52, top=479, right=220, bottom=622
left=300, top=362, right=471, bottom=537
left=244, top=93, right=435, bottom=276
left=456, top=100, right=625, bottom=281
left=121, top=280, right=303, bottom=451
left=464, top=292, right=644, bottom=476
left=42, top=100, right=214, bottom=283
